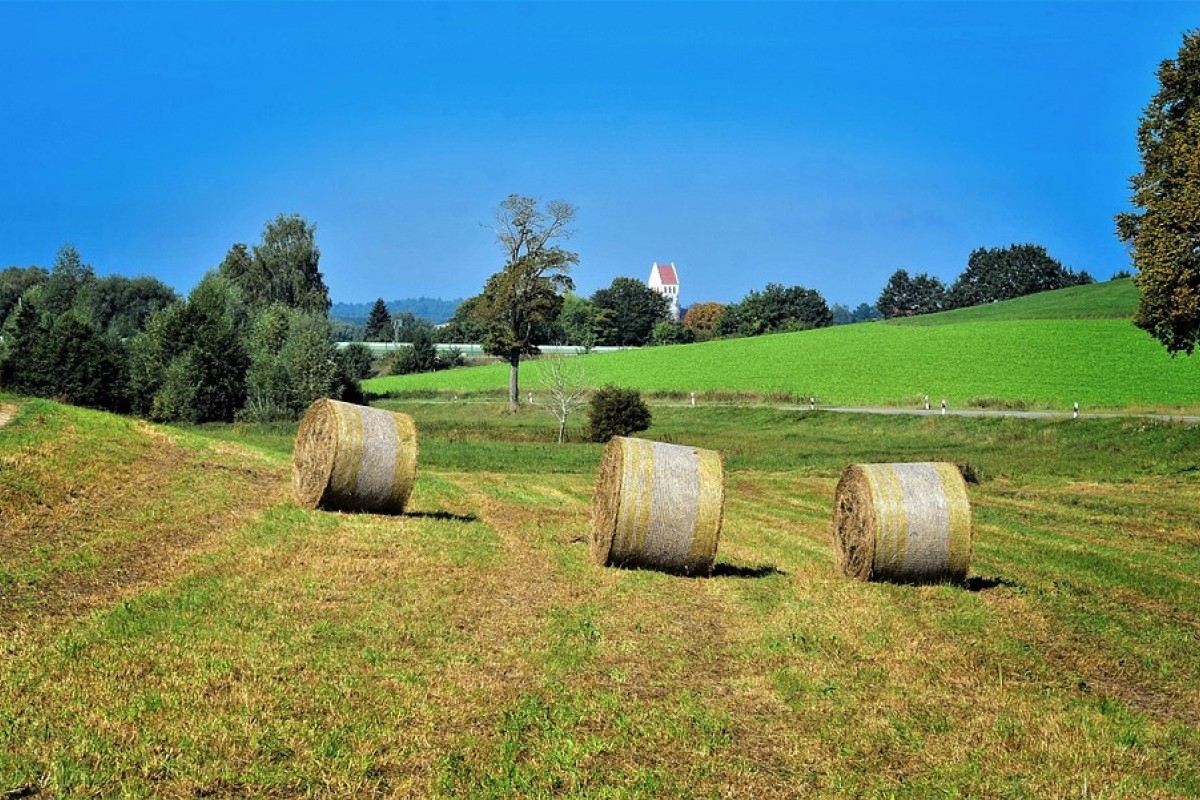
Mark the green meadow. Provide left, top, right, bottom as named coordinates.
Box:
left=366, top=279, right=1200, bottom=412
left=2, top=392, right=1199, bottom=797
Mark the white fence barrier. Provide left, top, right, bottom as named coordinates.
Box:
left=336, top=342, right=634, bottom=357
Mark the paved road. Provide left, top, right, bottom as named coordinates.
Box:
left=783, top=405, right=1200, bottom=424
left=386, top=396, right=1200, bottom=424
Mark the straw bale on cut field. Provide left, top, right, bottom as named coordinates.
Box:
left=590, top=436, right=724, bottom=575
left=292, top=398, right=418, bottom=514
left=832, top=462, right=972, bottom=584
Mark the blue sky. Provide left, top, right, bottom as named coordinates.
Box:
left=1, top=2, right=1195, bottom=308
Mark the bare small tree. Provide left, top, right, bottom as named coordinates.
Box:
left=532, top=354, right=590, bottom=443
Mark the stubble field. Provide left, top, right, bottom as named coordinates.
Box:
left=1, top=394, right=1198, bottom=797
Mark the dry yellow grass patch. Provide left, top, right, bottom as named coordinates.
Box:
left=0, top=417, right=287, bottom=639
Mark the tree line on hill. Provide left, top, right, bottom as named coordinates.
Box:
left=360, top=237, right=1092, bottom=358
left=875, top=244, right=1094, bottom=319
left=0, top=214, right=371, bottom=421
left=332, top=297, right=461, bottom=332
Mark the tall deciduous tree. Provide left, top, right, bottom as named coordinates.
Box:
left=219, top=214, right=331, bottom=314
left=682, top=301, right=725, bottom=341
left=475, top=195, right=577, bottom=411
left=127, top=273, right=249, bottom=422
left=1116, top=30, right=1200, bottom=354
left=876, top=270, right=948, bottom=319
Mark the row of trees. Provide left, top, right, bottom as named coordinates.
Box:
left=0, top=215, right=367, bottom=421
left=875, top=244, right=1095, bottom=319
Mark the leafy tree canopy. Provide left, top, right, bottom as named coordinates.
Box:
left=77, top=275, right=178, bottom=339
left=877, top=270, right=948, bottom=319
left=1117, top=29, right=1200, bottom=354
left=219, top=214, right=331, bottom=314
left=0, top=265, right=49, bottom=326
left=127, top=272, right=249, bottom=423
left=38, top=313, right=129, bottom=412
left=590, top=277, right=670, bottom=346
left=717, top=283, right=832, bottom=337
left=682, top=301, right=725, bottom=341
left=949, top=243, right=1092, bottom=309
left=557, top=293, right=611, bottom=352
left=649, top=319, right=695, bottom=346
left=475, top=251, right=573, bottom=361
left=39, top=244, right=96, bottom=322
left=391, top=311, right=434, bottom=343
left=438, top=296, right=486, bottom=344
left=851, top=303, right=883, bottom=323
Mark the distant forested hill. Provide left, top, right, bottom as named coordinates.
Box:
left=331, top=297, right=462, bottom=324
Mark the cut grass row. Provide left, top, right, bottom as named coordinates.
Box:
left=2, top=393, right=1198, bottom=796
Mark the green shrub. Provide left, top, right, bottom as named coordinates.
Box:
left=650, top=320, right=695, bottom=346
left=587, top=384, right=651, bottom=443
left=390, top=330, right=450, bottom=375
left=336, top=343, right=376, bottom=380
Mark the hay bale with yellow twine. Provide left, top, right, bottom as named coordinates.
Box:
left=832, top=462, right=972, bottom=584
left=292, top=398, right=418, bottom=514
left=590, top=436, right=725, bottom=575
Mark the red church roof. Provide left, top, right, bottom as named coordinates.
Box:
left=653, top=262, right=678, bottom=285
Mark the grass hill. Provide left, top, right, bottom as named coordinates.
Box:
left=365, top=279, right=1200, bottom=412
left=890, top=277, right=1139, bottom=326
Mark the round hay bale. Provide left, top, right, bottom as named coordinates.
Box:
left=292, top=398, right=418, bottom=514
left=832, top=462, right=972, bottom=584
left=590, top=436, right=725, bottom=575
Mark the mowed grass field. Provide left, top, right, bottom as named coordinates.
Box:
left=365, top=279, right=1200, bottom=412
left=2, top=392, right=1199, bottom=797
